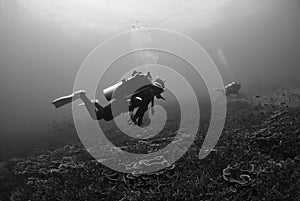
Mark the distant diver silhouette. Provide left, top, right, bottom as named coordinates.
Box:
left=52, top=71, right=166, bottom=126
left=214, top=82, right=241, bottom=97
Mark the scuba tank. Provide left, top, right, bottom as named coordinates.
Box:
left=103, top=82, right=123, bottom=101
left=103, top=71, right=153, bottom=101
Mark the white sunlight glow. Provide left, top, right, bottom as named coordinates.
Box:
left=19, top=0, right=234, bottom=35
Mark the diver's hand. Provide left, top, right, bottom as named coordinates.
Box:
left=151, top=107, right=155, bottom=115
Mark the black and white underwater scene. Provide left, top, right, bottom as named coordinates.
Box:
left=1, top=0, right=300, bottom=201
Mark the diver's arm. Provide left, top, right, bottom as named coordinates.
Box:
left=151, top=96, right=154, bottom=107
left=150, top=95, right=155, bottom=115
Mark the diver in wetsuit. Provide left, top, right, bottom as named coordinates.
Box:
left=52, top=72, right=166, bottom=125
left=128, top=78, right=166, bottom=126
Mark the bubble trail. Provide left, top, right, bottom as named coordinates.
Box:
left=130, top=20, right=159, bottom=71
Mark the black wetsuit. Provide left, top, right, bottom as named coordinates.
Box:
left=94, top=84, right=159, bottom=123
left=129, top=84, right=157, bottom=125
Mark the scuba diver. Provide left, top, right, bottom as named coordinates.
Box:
left=52, top=71, right=166, bottom=126
left=214, top=82, right=241, bottom=97
left=128, top=77, right=165, bottom=126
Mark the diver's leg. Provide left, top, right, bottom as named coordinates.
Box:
left=137, top=107, right=147, bottom=126
left=71, top=91, right=115, bottom=121
left=128, top=103, right=135, bottom=124
left=79, top=94, right=129, bottom=121
left=79, top=93, right=103, bottom=120
left=133, top=106, right=147, bottom=126
left=128, top=98, right=138, bottom=123
left=101, top=104, right=114, bottom=121
left=93, top=99, right=103, bottom=111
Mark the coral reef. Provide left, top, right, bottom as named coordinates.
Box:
left=0, top=90, right=300, bottom=201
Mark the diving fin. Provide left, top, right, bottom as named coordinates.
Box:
left=52, top=94, right=76, bottom=108
left=52, top=90, right=85, bottom=108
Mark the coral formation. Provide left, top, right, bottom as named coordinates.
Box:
left=0, top=90, right=300, bottom=200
